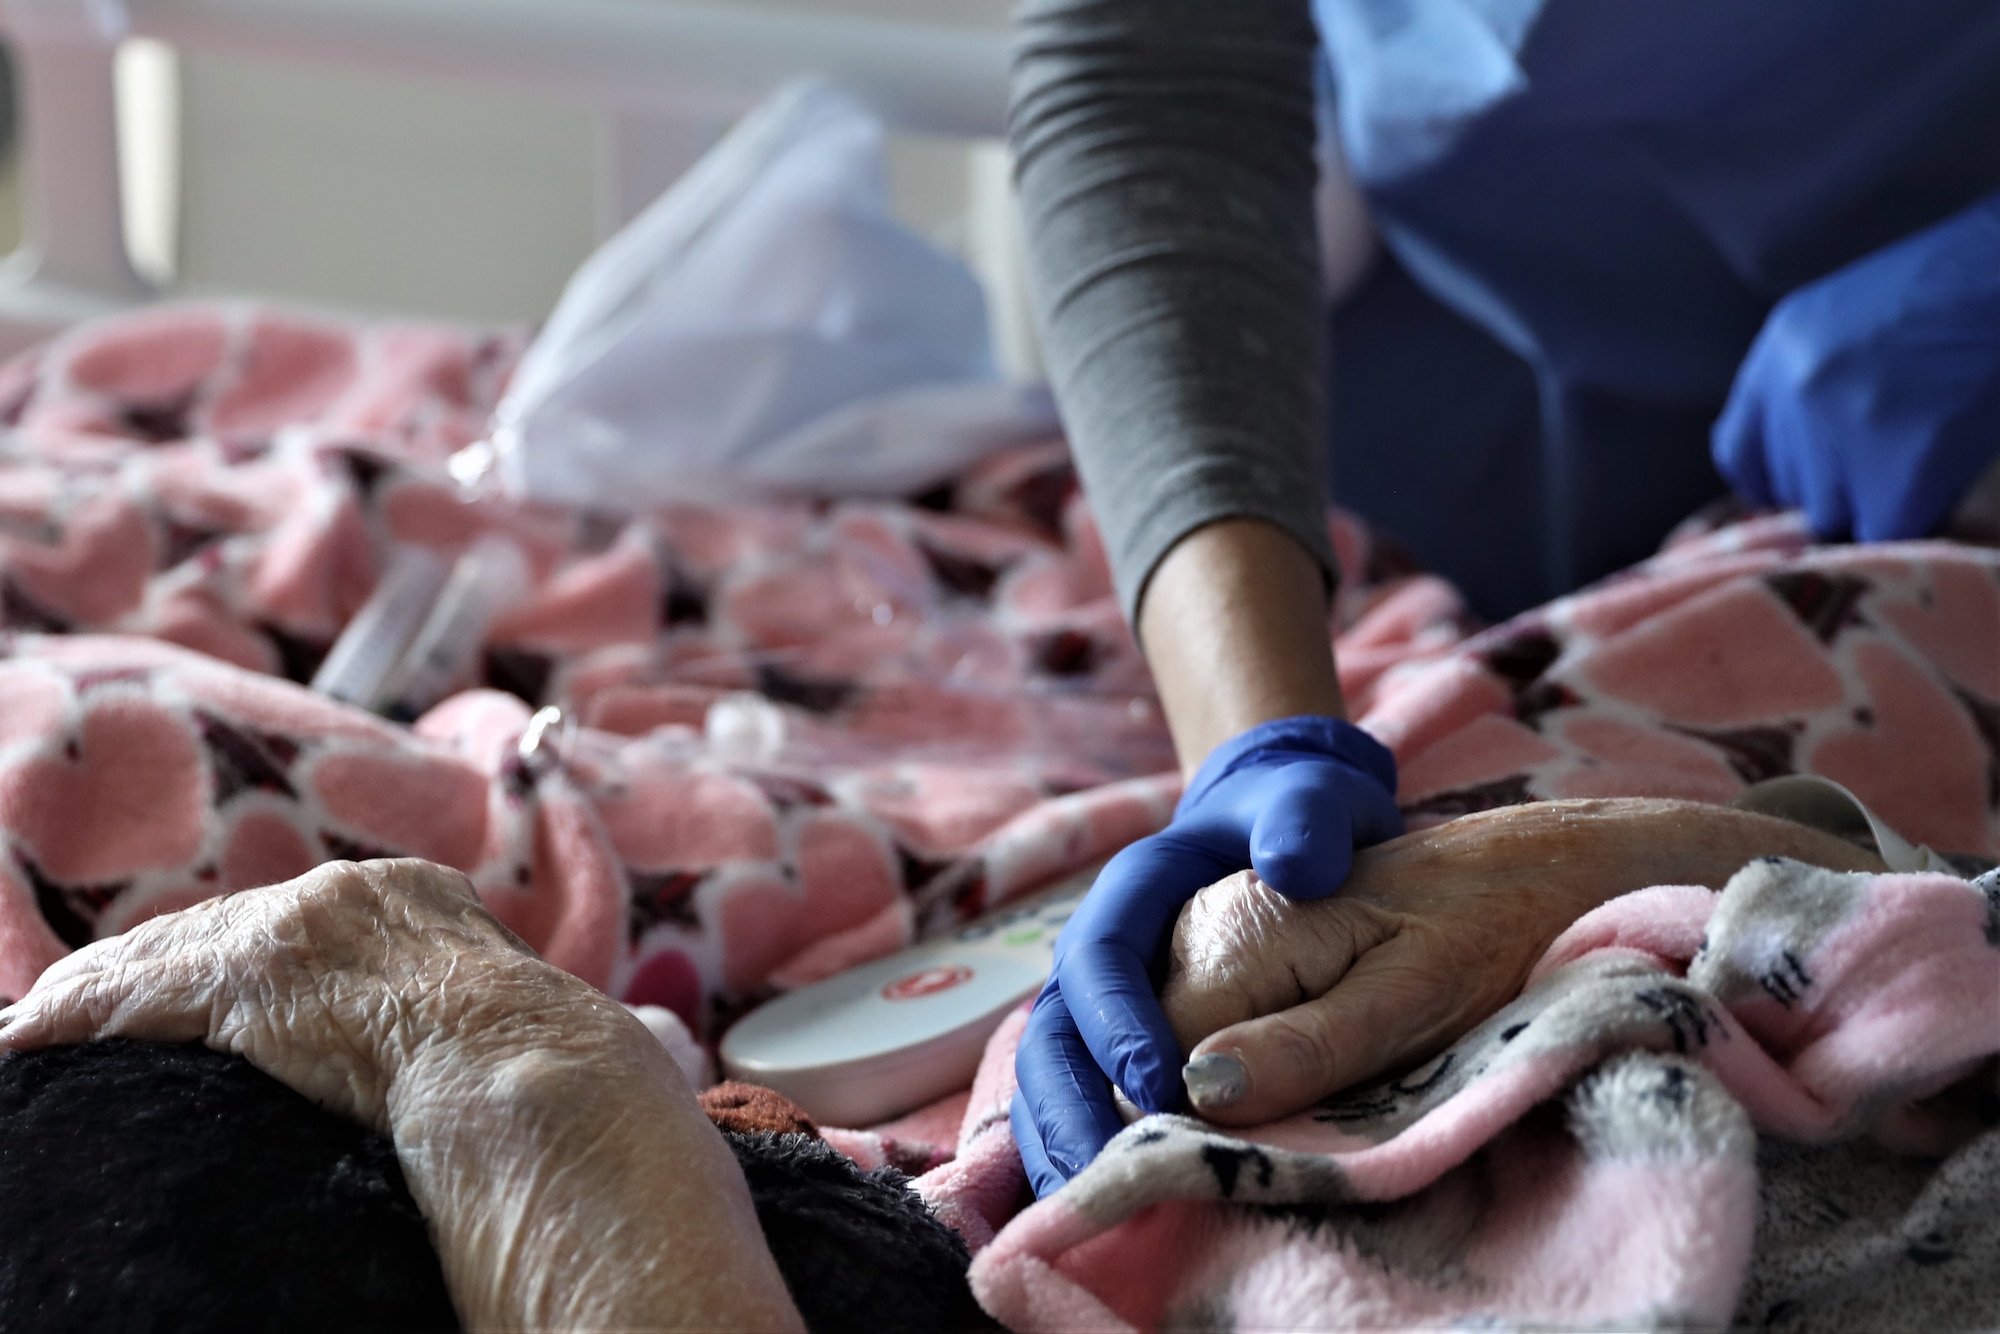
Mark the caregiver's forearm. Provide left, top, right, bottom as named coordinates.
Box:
left=1011, top=0, right=1335, bottom=627
left=393, top=1032, right=804, bottom=1333
left=1140, top=518, right=1347, bottom=774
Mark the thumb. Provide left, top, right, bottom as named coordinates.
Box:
left=1180, top=938, right=1459, bottom=1126
left=1247, top=776, right=1354, bottom=901
left=1712, top=372, right=1776, bottom=508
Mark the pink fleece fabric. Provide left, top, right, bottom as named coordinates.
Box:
left=945, top=861, right=1998, bottom=1331
left=0, top=303, right=1994, bottom=1330
left=0, top=303, right=1470, bottom=1027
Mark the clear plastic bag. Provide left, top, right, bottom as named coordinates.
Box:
left=476, top=80, right=1053, bottom=509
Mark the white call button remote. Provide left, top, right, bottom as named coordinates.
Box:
left=719, top=862, right=1101, bottom=1127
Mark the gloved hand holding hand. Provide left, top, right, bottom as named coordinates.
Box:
left=1713, top=188, right=2000, bottom=542
left=1011, top=715, right=1403, bottom=1197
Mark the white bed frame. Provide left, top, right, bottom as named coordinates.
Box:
left=0, top=0, right=1013, bottom=353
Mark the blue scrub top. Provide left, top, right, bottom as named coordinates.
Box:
left=1314, top=0, right=2000, bottom=609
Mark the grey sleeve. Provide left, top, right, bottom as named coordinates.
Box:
left=1009, top=0, right=1336, bottom=624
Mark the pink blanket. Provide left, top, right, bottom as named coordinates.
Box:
left=0, top=303, right=1467, bottom=1024
left=951, top=858, right=2000, bottom=1331
left=0, top=303, right=1995, bottom=1329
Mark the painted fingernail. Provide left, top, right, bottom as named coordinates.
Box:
left=1182, top=1052, right=1247, bottom=1110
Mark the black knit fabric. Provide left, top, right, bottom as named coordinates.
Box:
left=0, top=1039, right=458, bottom=1334
left=0, top=1041, right=992, bottom=1334
left=728, top=1131, right=999, bottom=1333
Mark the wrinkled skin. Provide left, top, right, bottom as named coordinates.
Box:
left=0, top=860, right=803, bottom=1334
left=1159, top=799, right=1886, bottom=1126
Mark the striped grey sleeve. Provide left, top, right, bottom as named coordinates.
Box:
left=1009, top=0, right=1336, bottom=624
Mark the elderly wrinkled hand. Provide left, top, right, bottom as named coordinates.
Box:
left=1158, top=799, right=1887, bottom=1127
left=0, top=860, right=802, bottom=1334
left=0, top=859, right=634, bottom=1135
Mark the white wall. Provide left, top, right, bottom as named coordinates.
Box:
left=174, top=53, right=600, bottom=325
left=162, top=0, right=1028, bottom=360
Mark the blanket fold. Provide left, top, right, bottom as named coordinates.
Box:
left=958, top=859, right=2000, bottom=1331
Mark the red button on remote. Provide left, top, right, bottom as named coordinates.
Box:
left=881, top=964, right=974, bottom=1001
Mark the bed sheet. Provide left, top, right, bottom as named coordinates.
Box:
left=0, top=302, right=1992, bottom=1016
left=0, top=303, right=1993, bottom=1331
left=0, top=303, right=1466, bottom=1020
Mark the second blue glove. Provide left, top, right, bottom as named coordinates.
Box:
left=1713, top=188, right=2000, bottom=543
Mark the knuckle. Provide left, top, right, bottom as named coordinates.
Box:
left=1160, top=982, right=1245, bottom=1054
left=382, top=857, right=470, bottom=893
left=1174, top=873, right=1295, bottom=976
left=303, top=859, right=372, bottom=902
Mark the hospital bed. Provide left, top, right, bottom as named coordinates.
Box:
left=0, top=0, right=1023, bottom=358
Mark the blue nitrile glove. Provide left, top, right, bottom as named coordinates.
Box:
left=1012, top=716, right=1402, bottom=1197
left=1713, top=189, right=2000, bottom=543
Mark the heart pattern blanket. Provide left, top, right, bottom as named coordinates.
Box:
left=0, top=303, right=1995, bottom=1331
